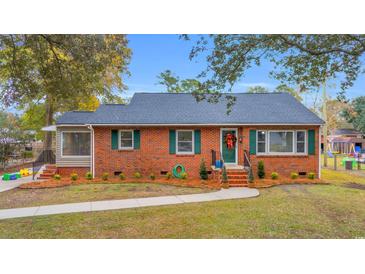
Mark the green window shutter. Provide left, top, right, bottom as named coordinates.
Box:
left=249, top=130, right=256, bottom=155
left=169, top=129, right=176, bottom=154
left=133, top=130, right=140, bottom=149
left=194, top=130, right=201, bottom=154
left=308, top=129, right=315, bottom=155
left=111, top=130, right=118, bottom=150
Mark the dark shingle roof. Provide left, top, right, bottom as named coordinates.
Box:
left=56, top=93, right=324, bottom=125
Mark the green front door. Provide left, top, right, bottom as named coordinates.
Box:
left=221, top=129, right=237, bottom=163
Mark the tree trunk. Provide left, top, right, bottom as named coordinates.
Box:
left=43, top=95, right=54, bottom=151
left=322, top=81, right=328, bottom=167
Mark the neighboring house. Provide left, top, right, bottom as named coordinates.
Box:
left=55, top=92, right=324, bottom=180
left=327, top=128, right=365, bottom=154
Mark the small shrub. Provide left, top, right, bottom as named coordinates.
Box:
left=85, top=171, right=93, bottom=180
left=308, top=172, right=315, bottom=180
left=54, top=174, right=61, bottom=180
left=102, top=172, right=109, bottom=181
left=248, top=167, right=254, bottom=183
left=149, top=173, right=156, bottom=180
left=271, top=172, right=279, bottom=180
left=290, top=172, right=299, bottom=179
left=119, top=172, right=126, bottom=180
left=180, top=172, right=188, bottom=180
left=257, top=160, right=265, bottom=179
left=165, top=172, right=172, bottom=180
left=70, top=172, right=78, bottom=181
left=221, top=166, right=228, bottom=183
left=133, top=172, right=142, bottom=179
left=199, top=158, right=208, bottom=180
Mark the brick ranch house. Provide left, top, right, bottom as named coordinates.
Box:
left=53, top=92, right=324, bottom=183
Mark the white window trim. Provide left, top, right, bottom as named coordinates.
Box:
left=256, top=130, right=308, bottom=156
left=60, top=131, right=91, bottom=158
left=176, top=130, right=194, bottom=155
left=257, top=130, right=267, bottom=154
left=296, top=130, right=307, bottom=155
left=118, top=129, right=134, bottom=150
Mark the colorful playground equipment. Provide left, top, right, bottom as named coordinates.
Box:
left=2, top=168, right=32, bottom=181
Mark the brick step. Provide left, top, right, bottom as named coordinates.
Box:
left=228, top=183, right=248, bottom=187
left=41, top=171, right=55, bottom=175
left=228, top=179, right=248, bottom=183
left=227, top=174, right=247, bottom=179
left=226, top=171, right=247, bottom=175
left=38, top=175, right=53, bottom=179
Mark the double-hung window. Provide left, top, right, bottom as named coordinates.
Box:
left=61, top=132, right=91, bottom=157
left=257, top=131, right=267, bottom=153
left=257, top=130, right=307, bottom=155
left=176, top=130, right=194, bottom=154
left=119, top=130, right=134, bottom=150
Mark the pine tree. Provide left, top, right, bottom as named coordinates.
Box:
left=199, top=158, right=208, bottom=180
left=257, top=160, right=265, bottom=179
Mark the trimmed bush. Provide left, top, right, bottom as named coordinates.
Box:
left=102, top=172, right=109, bottom=181
left=248, top=167, right=254, bottom=183
left=257, top=160, right=265, bottom=179
left=149, top=173, right=156, bottom=180
left=133, top=172, right=142, bottom=179
left=199, top=159, right=208, bottom=180
left=85, top=171, right=93, bottom=180
left=70, top=172, right=78, bottom=181
left=119, top=172, right=126, bottom=180
left=54, top=174, right=61, bottom=180
left=180, top=172, right=188, bottom=180
left=308, top=172, right=315, bottom=179
left=271, top=172, right=279, bottom=180
left=221, top=166, right=228, bottom=183
left=290, top=172, right=299, bottom=179
left=165, top=172, right=172, bottom=180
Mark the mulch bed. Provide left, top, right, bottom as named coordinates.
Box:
left=248, top=178, right=327, bottom=189
left=18, top=177, right=222, bottom=190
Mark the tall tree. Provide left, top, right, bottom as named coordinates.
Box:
left=184, top=35, right=365, bottom=101
left=0, top=35, right=131, bottom=150
left=246, top=85, right=270, bottom=93
left=342, top=96, right=365, bottom=133
left=274, top=84, right=303, bottom=101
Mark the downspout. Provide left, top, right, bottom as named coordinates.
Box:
left=319, top=126, right=322, bottom=179
left=87, top=125, right=95, bottom=178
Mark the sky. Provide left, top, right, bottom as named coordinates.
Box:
left=123, top=34, right=364, bottom=107
left=2, top=34, right=364, bottom=113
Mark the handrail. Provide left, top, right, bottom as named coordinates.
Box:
left=32, top=150, right=56, bottom=180
left=244, top=149, right=251, bottom=168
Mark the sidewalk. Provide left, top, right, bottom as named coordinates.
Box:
left=0, top=187, right=259, bottom=220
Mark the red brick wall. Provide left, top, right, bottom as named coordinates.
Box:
left=57, top=126, right=320, bottom=179
left=242, top=126, right=320, bottom=178
left=93, top=127, right=222, bottom=179
left=57, top=167, right=90, bottom=177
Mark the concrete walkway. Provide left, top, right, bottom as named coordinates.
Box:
left=0, top=166, right=45, bottom=193
left=0, top=175, right=37, bottom=193
left=0, top=187, right=259, bottom=220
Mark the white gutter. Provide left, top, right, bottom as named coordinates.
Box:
left=87, top=125, right=95, bottom=178
left=319, top=125, right=322, bottom=179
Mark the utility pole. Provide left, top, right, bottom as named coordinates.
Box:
left=322, top=80, right=328, bottom=167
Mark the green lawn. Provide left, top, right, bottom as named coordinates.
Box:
left=0, top=169, right=364, bottom=239
left=0, top=183, right=212, bottom=209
